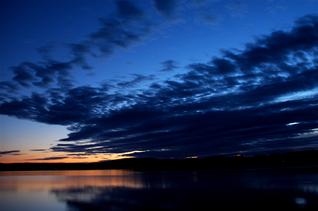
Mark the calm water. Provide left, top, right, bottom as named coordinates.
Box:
left=0, top=169, right=318, bottom=210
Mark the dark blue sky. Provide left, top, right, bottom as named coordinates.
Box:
left=1, top=0, right=318, bottom=162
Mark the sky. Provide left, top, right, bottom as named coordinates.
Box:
left=1, top=0, right=318, bottom=163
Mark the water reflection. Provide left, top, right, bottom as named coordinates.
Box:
left=0, top=170, right=143, bottom=192
left=1, top=170, right=318, bottom=210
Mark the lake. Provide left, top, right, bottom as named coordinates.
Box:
left=1, top=169, right=318, bottom=210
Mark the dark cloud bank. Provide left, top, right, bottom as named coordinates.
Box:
left=0, top=150, right=20, bottom=156
left=1, top=13, right=318, bottom=158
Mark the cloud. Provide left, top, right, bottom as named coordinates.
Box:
left=154, top=0, right=177, bottom=17
left=30, top=149, right=47, bottom=152
left=116, top=0, right=144, bottom=19
left=0, top=81, right=18, bottom=101
left=1, top=15, right=318, bottom=158
left=87, top=17, right=151, bottom=55
left=12, top=64, right=35, bottom=87
left=224, top=15, right=318, bottom=70
left=117, top=74, right=155, bottom=88
left=0, top=150, right=20, bottom=155
left=160, top=60, right=178, bottom=72
left=0, top=0, right=154, bottom=96
left=30, top=156, right=68, bottom=161
left=37, top=44, right=55, bottom=59
left=10, top=60, right=74, bottom=89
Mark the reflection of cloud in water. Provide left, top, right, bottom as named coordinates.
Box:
left=302, top=185, right=318, bottom=194
left=50, top=171, right=318, bottom=210
left=1, top=170, right=318, bottom=210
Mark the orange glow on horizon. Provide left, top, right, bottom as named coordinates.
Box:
left=0, top=150, right=140, bottom=163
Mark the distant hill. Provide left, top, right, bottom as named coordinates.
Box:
left=1, top=150, right=318, bottom=171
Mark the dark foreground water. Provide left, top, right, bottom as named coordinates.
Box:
left=0, top=169, right=318, bottom=210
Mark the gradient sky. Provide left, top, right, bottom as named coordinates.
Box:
left=1, top=0, right=318, bottom=163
